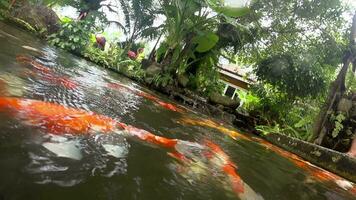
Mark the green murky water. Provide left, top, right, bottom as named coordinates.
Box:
left=0, top=22, right=355, bottom=200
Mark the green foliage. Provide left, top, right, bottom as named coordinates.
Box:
left=217, top=7, right=250, bottom=18
left=238, top=83, right=320, bottom=140
left=256, top=121, right=311, bottom=139
left=189, top=63, right=223, bottom=95
left=238, top=0, right=348, bottom=99
left=0, top=0, right=9, bottom=9
left=192, top=33, right=219, bottom=53
left=153, top=0, right=251, bottom=93
left=83, top=45, right=123, bottom=69
left=117, top=0, right=157, bottom=45
left=345, top=66, right=356, bottom=92
left=48, top=15, right=104, bottom=54
left=255, top=54, right=327, bottom=98
left=223, top=0, right=353, bottom=142
left=0, top=0, right=10, bottom=19
left=117, top=59, right=145, bottom=79
left=330, top=113, right=346, bottom=138
left=237, top=90, right=261, bottom=111
left=152, top=73, right=174, bottom=87
left=255, top=124, right=281, bottom=135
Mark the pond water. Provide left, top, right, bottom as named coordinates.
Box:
left=0, top=22, right=355, bottom=200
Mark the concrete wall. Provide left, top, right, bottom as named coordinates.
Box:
left=263, top=133, right=356, bottom=182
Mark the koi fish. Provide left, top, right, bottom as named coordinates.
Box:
left=204, top=139, right=245, bottom=195
left=107, top=82, right=183, bottom=112
left=0, top=96, right=264, bottom=197
left=16, top=55, right=78, bottom=90
left=16, top=55, right=52, bottom=74
left=0, top=97, right=181, bottom=149
left=168, top=139, right=263, bottom=199
left=178, top=117, right=252, bottom=141
left=117, top=122, right=178, bottom=149
left=252, top=137, right=356, bottom=194
left=179, top=117, right=356, bottom=195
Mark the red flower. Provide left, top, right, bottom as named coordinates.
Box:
left=127, top=50, right=137, bottom=60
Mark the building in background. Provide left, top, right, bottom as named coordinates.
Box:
left=218, top=64, right=255, bottom=99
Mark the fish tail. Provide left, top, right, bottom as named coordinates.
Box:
left=222, top=164, right=245, bottom=194
left=137, top=131, right=178, bottom=149
left=119, top=123, right=178, bottom=149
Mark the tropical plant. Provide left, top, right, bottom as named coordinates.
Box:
left=152, top=73, right=174, bottom=87
left=83, top=44, right=123, bottom=69
left=236, top=90, right=261, bottom=112
left=116, top=0, right=158, bottom=49
left=151, top=0, right=251, bottom=92
left=48, top=16, right=103, bottom=54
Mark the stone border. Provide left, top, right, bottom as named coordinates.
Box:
left=262, top=133, right=356, bottom=182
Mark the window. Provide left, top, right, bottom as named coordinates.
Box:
left=224, top=85, right=236, bottom=98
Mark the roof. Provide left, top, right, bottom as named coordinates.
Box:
left=217, top=64, right=256, bottom=84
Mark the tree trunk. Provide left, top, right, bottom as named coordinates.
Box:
left=148, top=33, right=162, bottom=62
left=312, top=13, right=356, bottom=144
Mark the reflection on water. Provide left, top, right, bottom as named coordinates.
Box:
left=26, top=133, right=130, bottom=187
left=0, top=21, right=355, bottom=200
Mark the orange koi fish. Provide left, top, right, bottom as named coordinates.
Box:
left=203, top=139, right=245, bottom=195
left=107, top=82, right=183, bottom=112
left=178, top=117, right=252, bottom=141
left=117, top=122, right=178, bottom=149
left=179, top=117, right=356, bottom=194
left=168, top=139, right=263, bottom=199
left=252, top=137, right=356, bottom=193
left=16, top=55, right=78, bottom=90
left=0, top=97, right=179, bottom=149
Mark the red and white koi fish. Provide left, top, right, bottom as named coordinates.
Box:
left=107, top=82, right=183, bottom=112
left=16, top=55, right=78, bottom=90
left=204, top=139, right=245, bottom=195
left=168, top=139, right=263, bottom=200
left=0, top=97, right=180, bottom=150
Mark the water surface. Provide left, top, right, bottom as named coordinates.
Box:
left=0, top=22, right=355, bottom=200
